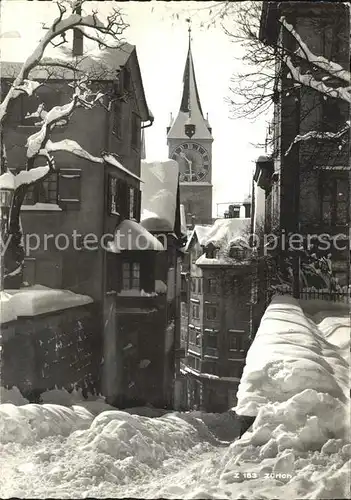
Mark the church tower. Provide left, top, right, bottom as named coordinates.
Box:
left=167, top=23, right=213, bottom=227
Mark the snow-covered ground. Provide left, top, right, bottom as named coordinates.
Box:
left=0, top=296, right=350, bottom=499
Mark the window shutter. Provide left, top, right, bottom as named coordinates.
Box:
left=58, top=169, right=81, bottom=210
left=135, top=189, right=141, bottom=221
left=108, top=175, right=119, bottom=215
left=118, top=180, right=128, bottom=219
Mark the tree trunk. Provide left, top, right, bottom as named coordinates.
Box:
left=4, top=187, right=26, bottom=289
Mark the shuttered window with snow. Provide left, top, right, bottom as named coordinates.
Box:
left=58, top=169, right=81, bottom=210
left=108, top=176, right=130, bottom=219
left=10, top=168, right=58, bottom=206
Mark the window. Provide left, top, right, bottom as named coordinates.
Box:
left=192, top=304, right=200, bottom=320
left=109, top=177, right=119, bottom=215
left=197, top=278, right=203, bottom=294
left=206, top=361, right=218, bottom=375
left=195, top=328, right=202, bottom=347
left=188, top=326, right=196, bottom=344
left=113, top=99, right=122, bottom=138
left=207, top=332, right=217, bottom=349
left=108, top=176, right=129, bottom=217
left=58, top=169, right=81, bottom=209
left=13, top=170, right=58, bottom=206
left=131, top=112, right=141, bottom=150
left=207, top=278, right=217, bottom=294
left=122, top=262, right=140, bottom=290
left=229, top=363, right=243, bottom=379
left=229, top=330, right=245, bottom=352
left=205, top=243, right=217, bottom=259
left=320, top=172, right=349, bottom=226
left=206, top=304, right=217, bottom=320
left=191, top=278, right=196, bottom=293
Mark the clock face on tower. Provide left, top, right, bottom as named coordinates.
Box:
left=171, top=142, right=210, bottom=182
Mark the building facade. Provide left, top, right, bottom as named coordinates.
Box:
left=167, top=30, right=214, bottom=227
left=257, top=2, right=350, bottom=296
left=2, top=37, right=181, bottom=408
left=180, top=218, right=253, bottom=412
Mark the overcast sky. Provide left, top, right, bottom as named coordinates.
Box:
left=0, top=1, right=268, bottom=217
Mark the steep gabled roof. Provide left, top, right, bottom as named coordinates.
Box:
left=184, top=224, right=212, bottom=252
left=167, top=35, right=213, bottom=141
left=1, top=41, right=152, bottom=122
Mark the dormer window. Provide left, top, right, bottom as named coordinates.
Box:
left=205, top=242, right=217, bottom=259
left=229, top=245, right=249, bottom=260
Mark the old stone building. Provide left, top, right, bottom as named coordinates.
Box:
left=2, top=34, right=182, bottom=408
left=167, top=29, right=214, bottom=227
left=179, top=217, right=253, bottom=412
left=257, top=2, right=350, bottom=295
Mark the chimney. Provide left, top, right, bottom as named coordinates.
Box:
left=73, top=4, right=83, bottom=57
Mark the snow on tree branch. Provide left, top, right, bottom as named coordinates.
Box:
left=13, top=80, right=42, bottom=97
left=280, top=17, right=351, bottom=85
left=26, top=78, right=105, bottom=159
left=284, top=56, right=351, bottom=104
left=0, top=2, right=127, bottom=124
left=0, top=166, right=50, bottom=190
left=46, top=139, right=103, bottom=163
left=285, top=123, right=350, bottom=156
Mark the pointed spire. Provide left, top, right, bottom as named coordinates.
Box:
left=180, top=19, right=204, bottom=117
left=167, top=22, right=212, bottom=141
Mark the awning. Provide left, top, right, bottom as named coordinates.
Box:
left=106, top=219, right=165, bottom=253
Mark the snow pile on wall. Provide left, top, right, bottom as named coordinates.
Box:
left=140, top=159, right=179, bottom=232
left=0, top=286, right=93, bottom=323
left=217, top=295, right=351, bottom=498
left=235, top=295, right=349, bottom=418
left=0, top=387, right=29, bottom=406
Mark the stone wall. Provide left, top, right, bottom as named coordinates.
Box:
left=1, top=303, right=102, bottom=401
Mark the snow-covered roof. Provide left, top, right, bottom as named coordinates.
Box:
left=194, top=218, right=251, bottom=267
left=184, top=224, right=212, bottom=252
left=140, top=159, right=179, bottom=233
left=204, top=218, right=250, bottom=248
left=107, top=219, right=165, bottom=253
left=1, top=37, right=134, bottom=80
left=0, top=286, right=93, bottom=323
left=104, top=154, right=143, bottom=182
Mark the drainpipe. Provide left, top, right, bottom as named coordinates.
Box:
left=292, top=94, right=301, bottom=299
left=141, top=117, right=154, bottom=129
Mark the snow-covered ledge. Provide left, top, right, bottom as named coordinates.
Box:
left=21, top=203, right=62, bottom=212
left=0, top=285, right=93, bottom=324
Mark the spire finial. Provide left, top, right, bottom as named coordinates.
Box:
left=186, top=18, right=191, bottom=46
